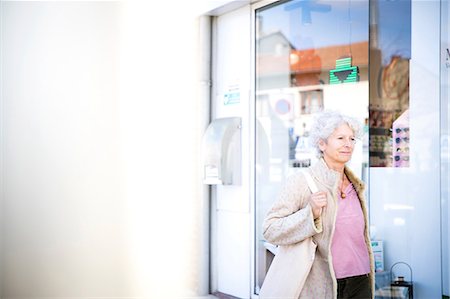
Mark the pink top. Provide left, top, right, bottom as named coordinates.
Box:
left=331, top=183, right=371, bottom=279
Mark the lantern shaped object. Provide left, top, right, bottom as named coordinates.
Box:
left=390, top=262, right=413, bottom=299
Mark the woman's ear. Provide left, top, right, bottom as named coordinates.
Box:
left=318, top=139, right=326, bottom=152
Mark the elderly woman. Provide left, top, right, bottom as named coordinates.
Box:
left=262, top=110, right=374, bottom=299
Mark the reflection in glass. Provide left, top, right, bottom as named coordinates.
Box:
left=369, top=0, right=411, bottom=167
left=254, top=0, right=369, bottom=293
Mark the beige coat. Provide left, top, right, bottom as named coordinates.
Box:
left=262, top=159, right=375, bottom=299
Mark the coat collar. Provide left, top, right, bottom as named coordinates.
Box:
left=309, top=158, right=365, bottom=194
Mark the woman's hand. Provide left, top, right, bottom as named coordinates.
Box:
left=309, top=191, right=327, bottom=219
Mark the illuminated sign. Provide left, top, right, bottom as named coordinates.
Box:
left=329, top=57, right=359, bottom=84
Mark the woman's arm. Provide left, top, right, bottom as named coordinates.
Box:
left=262, top=174, right=323, bottom=245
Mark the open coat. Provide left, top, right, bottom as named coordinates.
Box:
left=262, top=159, right=375, bottom=299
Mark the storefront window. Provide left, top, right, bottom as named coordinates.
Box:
left=254, top=1, right=444, bottom=297
left=254, top=0, right=369, bottom=293
left=369, top=1, right=442, bottom=298
left=369, top=1, right=411, bottom=167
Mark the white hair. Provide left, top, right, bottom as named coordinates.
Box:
left=309, top=110, right=363, bottom=157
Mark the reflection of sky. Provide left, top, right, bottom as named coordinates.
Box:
left=257, top=0, right=411, bottom=65
left=377, top=0, right=411, bottom=64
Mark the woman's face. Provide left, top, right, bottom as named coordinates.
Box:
left=319, top=123, right=356, bottom=165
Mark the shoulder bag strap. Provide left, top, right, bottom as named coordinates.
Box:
left=301, top=169, right=318, bottom=193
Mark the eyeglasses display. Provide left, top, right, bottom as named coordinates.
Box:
left=395, top=136, right=410, bottom=144
left=394, top=155, right=409, bottom=161
left=395, top=127, right=410, bottom=134
left=369, top=110, right=410, bottom=167
left=392, top=110, right=410, bottom=167
left=395, top=147, right=409, bottom=153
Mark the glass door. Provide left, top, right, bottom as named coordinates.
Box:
left=254, top=0, right=369, bottom=293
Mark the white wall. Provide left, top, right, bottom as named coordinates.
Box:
left=211, top=5, right=252, bottom=298
left=117, top=1, right=207, bottom=298
left=1, top=1, right=206, bottom=298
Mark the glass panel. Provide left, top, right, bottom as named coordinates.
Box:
left=370, top=1, right=442, bottom=297
left=442, top=0, right=450, bottom=296
left=368, top=0, right=414, bottom=296
left=254, top=0, right=369, bottom=293
left=369, top=0, right=411, bottom=167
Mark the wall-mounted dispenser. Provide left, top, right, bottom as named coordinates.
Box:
left=202, top=117, right=241, bottom=185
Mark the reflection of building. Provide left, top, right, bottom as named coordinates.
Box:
left=257, top=31, right=369, bottom=170
left=256, top=40, right=369, bottom=171
left=290, top=41, right=368, bottom=86
left=257, top=31, right=293, bottom=89
left=257, top=29, right=369, bottom=89
left=369, top=46, right=410, bottom=167
left=368, top=0, right=411, bottom=167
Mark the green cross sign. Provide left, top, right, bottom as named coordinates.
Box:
left=329, top=57, right=359, bottom=84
